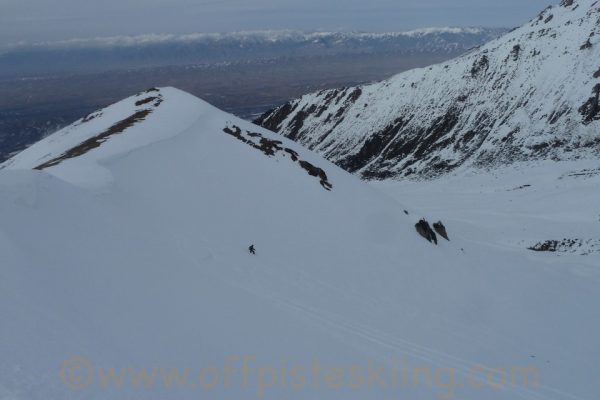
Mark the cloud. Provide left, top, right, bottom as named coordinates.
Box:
left=0, top=0, right=550, bottom=47
left=3, top=27, right=497, bottom=51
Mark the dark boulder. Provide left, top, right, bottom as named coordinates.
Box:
left=298, top=160, right=333, bottom=190
left=415, top=219, right=438, bottom=244
left=433, top=221, right=450, bottom=241
left=580, top=39, right=592, bottom=50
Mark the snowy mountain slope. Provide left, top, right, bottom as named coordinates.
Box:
left=1, top=88, right=599, bottom=400
left=256, top=0, right=600, bottom=179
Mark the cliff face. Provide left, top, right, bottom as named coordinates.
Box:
left=256, top=0, right=600, bottom=179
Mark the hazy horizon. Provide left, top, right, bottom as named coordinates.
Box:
left=1, top=0, right=549, bottom=47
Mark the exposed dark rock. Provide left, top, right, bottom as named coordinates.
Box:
left=223, top=125, right=247, bottom=142
left=224, top=127, right=283, bottom=157
left=433, top=221, right=450, bottom=241
left=510, top=184, right=532, bottom=190
left=413, top=109, right=460, bottom=159
left=35, top=109, right=153, bottom=170
left=339, top=118, right=405, bottom=173
left=313, top=127, right=335, bottom=147
left=253, top=101, right=295, bottom=132
left=529, top=240, right=561, bottom=252
left=415, top=219, right=438, bottom=244
left=560, top=167, right=600, bottom=179
left=315, top=105, right=329, bottom=118
left=258, top=137, right=283, bottom=156
left=548, top=106, right=570, bottom=124
left=284, top=148, right=299, bottom=161
left=536, top=6, right=553, bottom=22
left=526, top=238, right=600, bottom=254
left=536, top=28, right=550, bottom=38
left=287, top=111, right=310, bottom=141
left=594, top=67, right=600, bottom=78
left=530, top=141, right=549, bottom=152
left=347, top=88, right=363, bottom=103
left=334, top=88, right=348, bottom=105
left=314, top=115, right=346, bottom=148
left=81, top=112, right=102, bottom=124
left=457, top=130, right=476, bottom=148
left=580, top=38, right=593, bottom=49
left=578, top=83, right=600, bottom=123
left=322, top=90, right=340, bottom=107
left=511, top=45, right=522, bottom=60
left=298, top=160, right=333, bottom=190
left=304, top=104, right=318, bottom=115
left=135, top=96, right=158, bottom=106
left=223, top=125, right=333, bottom=191
left=361, top=108, right=460, bottom=179
left=544, top=14, right=554, bottom=23
left=560, top=0, right=574, bottom=6
left=471, top=55, right=489, bottom=77
left=334, top=106, right=346, bottom=119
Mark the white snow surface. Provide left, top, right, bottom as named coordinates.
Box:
left=0, top=87, right=599, bottom=400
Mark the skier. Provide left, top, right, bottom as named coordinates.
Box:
left=248, top=244, right=256, bottom=255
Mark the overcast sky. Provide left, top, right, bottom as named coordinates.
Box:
left=1, top=0, right=550, bottom=47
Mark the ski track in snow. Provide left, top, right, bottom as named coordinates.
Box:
left=209, top=261, right=586, bottom=400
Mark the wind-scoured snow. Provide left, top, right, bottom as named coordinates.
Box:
left=256, top=0, right=600, bottom=179
left=1, top=87, right=599, bottom=400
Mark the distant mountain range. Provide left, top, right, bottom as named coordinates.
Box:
left=0, top=28, right=506, bottom=77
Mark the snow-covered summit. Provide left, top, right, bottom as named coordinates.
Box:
left=0, top=88, right=334, bottom=190
left=1, top=88, right=193, bottom=185
left=256, top=0, right=600, bottom=179
left=0, top=87, right=452, bottom=398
